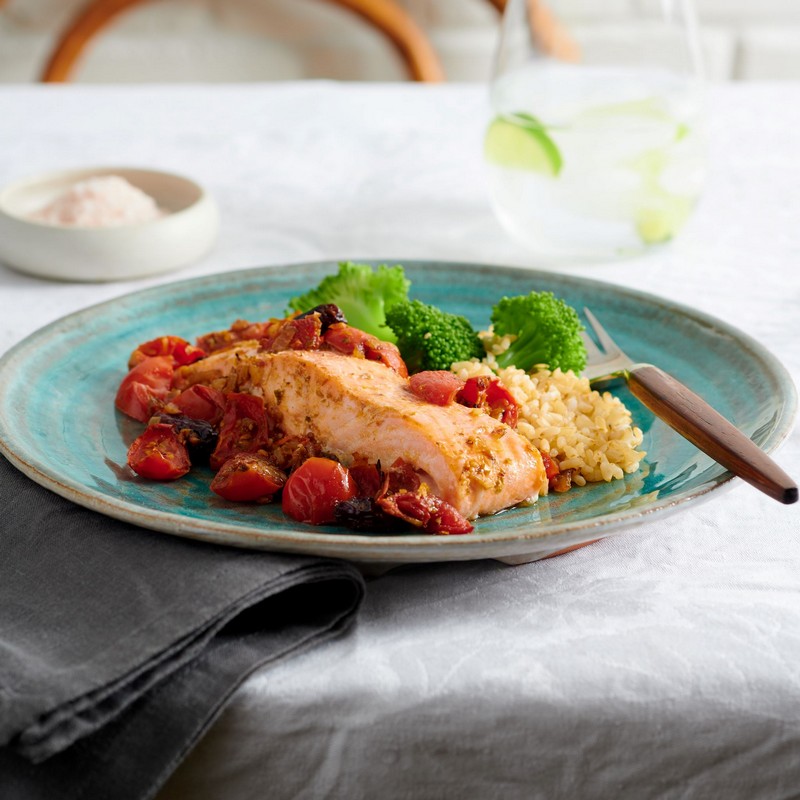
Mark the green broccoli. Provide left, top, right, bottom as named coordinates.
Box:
left=490, top=291, right=586, bottom=374
left=385, top=300, right=484, bottom=373
left=287, top=261, right=410, bottom=343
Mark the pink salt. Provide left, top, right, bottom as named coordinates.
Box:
left=30, top=175, right=165, bottom=227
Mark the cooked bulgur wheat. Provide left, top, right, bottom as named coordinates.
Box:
left=451, top=347, right=645, bottom=486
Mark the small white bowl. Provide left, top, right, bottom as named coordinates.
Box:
left=0, top=167, right=219, bottom=282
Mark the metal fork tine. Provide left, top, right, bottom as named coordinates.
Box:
left=583, top=307, right=621, bottom=356
left=579, top=330, right=602, bottom=359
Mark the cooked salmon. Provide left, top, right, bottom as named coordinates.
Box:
left=176, top=345, right=547, bottom=519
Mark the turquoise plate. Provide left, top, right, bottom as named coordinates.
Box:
left=0, top=261, right=796, bottom=564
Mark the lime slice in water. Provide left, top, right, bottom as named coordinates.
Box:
left=630, top=123, right=697, bottom=244
left=636, top=195, right=693, bottom=244
left=484, top=114, right=563, bottom=176
left=580, top=96, right=672, bottom=123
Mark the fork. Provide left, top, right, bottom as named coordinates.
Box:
left=580, top=307, right=798, bottom=505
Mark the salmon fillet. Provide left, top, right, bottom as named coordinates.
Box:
left=176, top=345, right=547, bottom=519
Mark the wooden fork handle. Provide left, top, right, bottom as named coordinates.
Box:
left=627, top=364, right=798, bottom=504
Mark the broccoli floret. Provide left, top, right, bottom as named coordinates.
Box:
left=287, top=262, right=410, bottom=343
left=385, top=300, right=484, bottom=373
left=490, top=291, right=586, bottom=374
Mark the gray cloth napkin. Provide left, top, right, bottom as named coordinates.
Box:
left=0, top=455, right=365, bottom=800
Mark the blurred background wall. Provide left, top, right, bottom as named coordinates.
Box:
left=1, top=0, right=799, bottom=83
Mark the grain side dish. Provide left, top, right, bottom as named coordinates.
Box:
left=453, top=354, right=645, bottom=487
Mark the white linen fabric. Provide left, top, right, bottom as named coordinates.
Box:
left=1, top=82, right=798, bottom=799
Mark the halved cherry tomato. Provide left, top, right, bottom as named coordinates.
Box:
left=171, top=384, right=227, bottom=426
left=377, top=490, right=474, bottom=535
left=210, top=454, right=286, bottom=502
left=321, top=323, right=364, bottom=356
left=210, top=393, right=271, bottom=471
left=197, top=318, right=285, bottom=353
left=540, top=450, right=559, bottom=483
left=282, top=457, right=357, bottom=525
left=295, top=304, right=346, bottom=332
left=323, top=323, right=408, bottom=377
left=348, top=459, right=382, bottom=497
left=457, top=376, right=519, bottom=428
left=363, top=339, right=408, bottom=377
left=128, top=336, right=206, bottom=369
left=127, top=423, right=191, bottom=480
left=115, top=356, right=174, bottom=422
left=374, top=458, right=473, bottom=534
left=264, top=315, right=322, bottom=352
left=151, top=414, right=218, bottom=464
left=409, top=371, right=465, bottom=406
left=540, top=451, right=574, bottom=493
left=484, top=379, right=518, bottom=427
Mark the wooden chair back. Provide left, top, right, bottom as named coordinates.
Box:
left=40, top=0, right=446, bottom=82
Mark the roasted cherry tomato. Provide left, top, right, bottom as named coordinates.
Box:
left=540, top=451, right=559, bottom=483
left=363, top=338, right=408, bottom=377
left=347, top=459, right=383, bottom=497
left=409, top=371, right=465, bottom=406
left=115, top=356, right=174, bottom=422
left=485, top=379, right=519, bottom=427
left=171, top=384, right=227, bottom=426
left=128, top=336, right=206, bottom=369
left=127, top=423, right=191, bottom=481
left=282, top=457, right=358, bottom=525
left=210, top=393, right=271, bottom=471
left=323, top=323, right=408, bottom=377
left=457, top=376, right=519, bottom=428
left=264, top=315, right=322, bottom=352
left=374, top=458, right=473, bottom=535
left=151, top=414, right=218, bottom=464
left=196, top=318, right=284, bottom=354
left=540, top=451, right=574, bottom=493
left=295, top=304, right=346, bottom=332
left=210, top=454, right=286, bottom=503
left=377, top=490, right=473, bottom=535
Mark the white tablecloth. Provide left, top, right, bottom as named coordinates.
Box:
left=1, top=82, right=798, bottom=799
